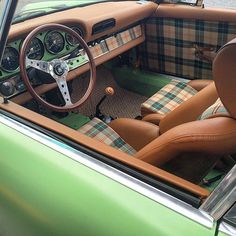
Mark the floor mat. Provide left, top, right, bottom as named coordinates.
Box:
left=71, top=66, right=148, bottom=118
left=54, top=113, right=90, bottom=130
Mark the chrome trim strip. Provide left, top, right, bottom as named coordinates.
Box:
left=219, top=222, right=236, bottom=236
left=200, top=164, right=236, bottom=220
left=0, top=114, right=214, bottom=228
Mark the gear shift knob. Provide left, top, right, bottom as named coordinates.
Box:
left=95, top=86, right=115, bottom=121
left=105, top=87, right=114, bottom=96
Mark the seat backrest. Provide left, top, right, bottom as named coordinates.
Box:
left=214, top=38, right=236, bottom=119
left=159, top=82, right=218, bottom=134
left=136, top=38, right=236, bottom=183
left=159, top=38, right=236, bottom=134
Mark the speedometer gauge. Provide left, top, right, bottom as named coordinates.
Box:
left=1, top=47, right=19, bottom=72
left=65, top=27, right=83, bottom=46
left=44, top=31, right=65, bottom=54
left=26, top=38, right=44, bottom=60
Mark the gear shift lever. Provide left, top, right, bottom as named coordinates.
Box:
left=95, top=87, right=115, bottom=122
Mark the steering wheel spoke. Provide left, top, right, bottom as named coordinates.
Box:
left=55, top=76, right=73, bottom=106
left=26, top=57, right=51, bottom=74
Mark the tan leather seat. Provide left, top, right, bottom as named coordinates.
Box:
left=109, top=38, right=236, bottom=183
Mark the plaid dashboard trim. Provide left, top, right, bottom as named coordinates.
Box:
left=78, top=118, right=136, bottom=156
left=89, top=40, right=108, bottom=58
left=106, top=25, right=142, bottom=51
left=89, top=25, right=142, bottom=57
left=140, top=18, right=236, bottom=80
left=199, top=98, right=230, bottom=120
left=141, top=79, right=197, bottom=115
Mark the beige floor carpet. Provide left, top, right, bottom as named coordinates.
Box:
left=71, top=66, right=147, bottom=118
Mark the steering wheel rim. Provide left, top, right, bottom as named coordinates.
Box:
left=20, top=23, right=96, bottom=112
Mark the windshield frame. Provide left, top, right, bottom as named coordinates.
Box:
left=0, top=0, right=18, bottom=62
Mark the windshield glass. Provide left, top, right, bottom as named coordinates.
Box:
left=14, top=0, right=109, bottom=24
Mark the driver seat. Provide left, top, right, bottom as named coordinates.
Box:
left=78, top=38, right=236, bottom=183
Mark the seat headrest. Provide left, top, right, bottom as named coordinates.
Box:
left=213, top=38, right=236, bottom=119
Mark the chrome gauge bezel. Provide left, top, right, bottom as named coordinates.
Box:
left=65, top=27, right=84, bottom=46
left=0, top=46, right=20, bottom=73
left=26, top=37, right=45, bottom=60
left=44, top=31, right=65, bottom=55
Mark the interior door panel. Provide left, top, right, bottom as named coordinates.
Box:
left=140, top=5, right=236, bottom=80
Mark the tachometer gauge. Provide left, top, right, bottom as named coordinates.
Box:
left=65, top=27, right=83, bottom=46
left=44, top=31, right=65, bottom=54
left=1, top=47, right=19, bottom=72
left=26, top=38, right=44, bottom=60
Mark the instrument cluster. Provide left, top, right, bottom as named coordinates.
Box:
left=0, top=25, right=84, bottom=97
left=0, top=26, right=84, bottom=74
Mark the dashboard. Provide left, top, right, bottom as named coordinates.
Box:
left=0, top=26, right=84, bottom=75
left=0, top=26, right=85, bottom=97
left=0, top=1, right=156, bottom=103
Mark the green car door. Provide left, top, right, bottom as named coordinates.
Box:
left=0, top=113, right=217, bottom=236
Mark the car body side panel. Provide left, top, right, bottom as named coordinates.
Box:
left=218, top=233, right=227, bottom=236
left=0, top=121, right=216, bottom=236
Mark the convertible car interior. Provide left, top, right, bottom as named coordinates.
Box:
left=1, top=0, right=236, bottom=206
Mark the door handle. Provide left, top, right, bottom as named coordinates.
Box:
left=193, top=44, right=217, bottom=63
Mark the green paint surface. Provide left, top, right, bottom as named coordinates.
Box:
left=218, top=231, right=229, bottom=236
left=108, top=65, right=172, bottom=97
left=0, top=120, right=216, bottom=236
left=200, top=169, right=225, bottom=192
left=54, top=112, right=90, bottom=130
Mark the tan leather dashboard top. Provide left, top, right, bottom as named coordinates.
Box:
left=156, top=4, right=236, bottom=22
left=9, top=1, right=157, bottom=42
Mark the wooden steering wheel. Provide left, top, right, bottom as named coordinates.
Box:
left=20, top=23, right=96, bottom=112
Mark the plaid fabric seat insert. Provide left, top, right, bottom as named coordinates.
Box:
left=199, top=98, right=230, bottom=120
left=78, top=118, right=136, bottom=156
left=141, top=79, right=197, bottom=115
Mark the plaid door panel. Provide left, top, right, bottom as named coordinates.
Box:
left=199, top=98, right=230, bottom=120
left=78, top=118, right=136, bottom=156
left=141, top=79, right=197, bottom=115
left=140, top=18, right=236, bottom=80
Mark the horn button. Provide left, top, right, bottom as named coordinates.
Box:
left=53, top=62, right=66, bottom=76
left=50, top=59, right=69, bottom=78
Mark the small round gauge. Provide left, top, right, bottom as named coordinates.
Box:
left=1, top=47, right=19, bottom=72
left=44, top=31, right=65, bottom=54
left=26, top=38, right=44, bottom=60
left=65, top=27, right=83, bottom=46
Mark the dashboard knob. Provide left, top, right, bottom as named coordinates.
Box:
left=0, top=81, right=15, bottom=96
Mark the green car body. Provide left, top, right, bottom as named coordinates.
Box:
left=0, top=115, right=217, bottom=236
left=0, top=0, right=235, bottom=235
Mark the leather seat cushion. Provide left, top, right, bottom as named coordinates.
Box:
left=78, top=118, right=137, bottom=156
left=141, top=79, right=197, bottom=116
